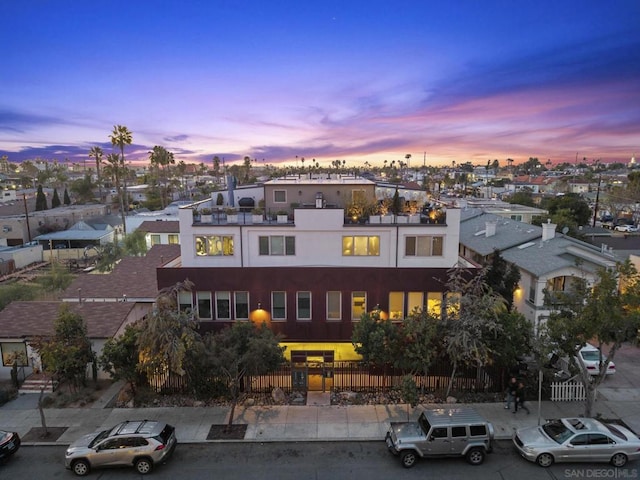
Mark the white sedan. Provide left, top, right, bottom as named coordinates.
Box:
left=614, top=224, right=638, bottom=232
left=513, top=418, right=640, bottom=467
left=577, top=343, right=616, bottom=375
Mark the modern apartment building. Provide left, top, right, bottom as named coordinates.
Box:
left=156, top=178, right=469, bottom=390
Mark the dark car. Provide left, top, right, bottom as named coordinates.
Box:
left=0, top=430, right=20, bottom=462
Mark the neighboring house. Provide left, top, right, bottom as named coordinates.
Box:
left=154, top=179, right=470, bottom=391
left=135, top=221, right=180, bottom=249
left=458, top=201, right=547, bottom=224
left=459, top=210, right=617, bottom=331
left=0, top=302, right=142, bottom=382
left=34, top=220, right=116, bottom=261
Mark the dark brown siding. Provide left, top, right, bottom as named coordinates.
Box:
left=157, top=266, right=452, bottom=342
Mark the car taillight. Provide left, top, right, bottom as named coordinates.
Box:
left=587, top=366, right=596, bottom=370
left=155, top=444, right=166, bottom=451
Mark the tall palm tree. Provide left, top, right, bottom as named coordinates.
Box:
left=89, top=146, right=103, bottom=201
left=109, top=125, right=133, bottom=234
left=105, top=152, right=126, bottom=237
left=149, top=145, right=175, bottom=208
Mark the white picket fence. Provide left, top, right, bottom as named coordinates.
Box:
left=550, top=381, right=594, bottom=401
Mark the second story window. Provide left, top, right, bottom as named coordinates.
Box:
left=297, top=291, right=311, bottom=320
left=272, top=291, right=286, bottom=320
left=405, top=235, right=443, bottom=256
left=178, top=291, right=192, bottom=313
left=150, top=234, right=161, bottom=246
left=259, top=236, right=296, bottom=255
left=168, top=234, right=179, bottom=244
left=342, top=236, right=380, bottom=256
left=274, top=190, right=286, bottom=203
left=195, top=235, right=234, bottom=256
left=215, top=291, right=231, bottom=320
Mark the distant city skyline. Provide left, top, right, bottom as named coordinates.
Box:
left=1, top=1, right=638, bottom=168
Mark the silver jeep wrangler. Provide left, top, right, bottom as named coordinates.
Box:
left=385, top=407, right=494, bottom=468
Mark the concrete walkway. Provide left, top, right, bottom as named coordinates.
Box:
left=2, top=383, right=640, bottom=445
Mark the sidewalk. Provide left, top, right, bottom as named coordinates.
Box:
left=2, top=384, right=640, bottom=446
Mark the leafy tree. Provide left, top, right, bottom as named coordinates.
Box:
left=506, top=191, right=535, bottom=207
left=487, top=310, right=533, bottom=371
left=123, top=229, right=148, bottom=257
left=32, top=304, right=94, bottom=392
left=541, top=194, right=592, bottom=226
left=442, top=267, right=504, bottom=398
left=63, top=187, right=71, bottom=205
left=352, top=310, right=399, bottom=368
left=95, top=242, right=122, bottom=272
left=148, top=145, right=175, bottom=209
left=51, top=188, right=61, bottom=208
left=109, top=125, right=133, bottom=235
left=485, top=249, right=520, bottom=311
left=137, top=280, right=202, bottom=378
left=99, top=323, right=142, bottom=394
left=203, top=321, right=285, bottom=431
left=395, top=309, right=439, bottom=382
left=69, top=175, right=95, bottom=203
left=35, top=184, right=47, bottom=211
left=542, top=262, right=640, bottom=417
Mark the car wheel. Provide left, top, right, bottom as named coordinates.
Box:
left=536, top=453, right=554, bottom=467
left=466, top=447, right=485, bottom=465
left=135, top=457, right=153, bottom=475
left=611, top=453, right=628, bottom=467
left=400, top=450, right=418, bottom=468
left=72, top=459, right=90, bottom=476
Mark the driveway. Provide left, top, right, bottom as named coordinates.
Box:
left=598, top=342, right=640, bottom=401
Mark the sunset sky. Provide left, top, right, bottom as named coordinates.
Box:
left=1, top=1, right=639, bottom=168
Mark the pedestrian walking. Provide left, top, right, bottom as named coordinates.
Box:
left=505, top=377, right=517, bottom=410
left=514, top=381, right=530, bottom=414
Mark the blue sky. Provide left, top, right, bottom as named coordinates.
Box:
left=1, top=1, right=639, bottom=168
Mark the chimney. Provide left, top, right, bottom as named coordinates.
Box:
left=542, top=219, right=556, bottom=241
left=485, top=221, right=497, bottom=237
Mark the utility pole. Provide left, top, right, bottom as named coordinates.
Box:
left=23, top=194, right=32, bottom=243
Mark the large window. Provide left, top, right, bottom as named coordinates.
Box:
left=259, top=236, right=295, bottom=255
left=215, top=291, right=231, bottom=319
left=150, top=234, right=161, bottom=246
left=274, top=190, right=287, bottom=203
left=168, top=234, right=179, bottom=244
left=297, top=291, right=311, bottom=320
left=272, top=292, right=286, bottom=320
left=197, top=291, right=212, bottom=319
left=342, top=236, right=380, bottom=256
left=195, top=235, right=234, bottom=256
left=407, top=292, right=423, bottom=315
left=352, top=291, right=366, bottom=320
left=427, top=292, right=443, bottom=316
left=235, top=291, right=249, bottom=320
left=1, top=342, right=27, bottom=367
left=178, top=291, right=192, bottom=312
left=327, top=291, right=341, bottom=320
left=405, top=235, right=444, bottom=256
left=388, top=292, right=404, bottom=320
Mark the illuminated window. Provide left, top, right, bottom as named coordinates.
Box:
left=259, top=236, right=295, bottom=255
left=216, top=292, right=231, bottom=320
left=351, top=291, right=367, bottom=320
left=178, top=291, right=192, bottom=313
left=272, top=291, right=286, bottom=320
left=274, top=190, right=286, bottom=203
left=405, top=235, right=444, bottom=256
left=445, top=292, right=461, bottom=318
left=388, top=292, right=404, bottom=320
left=150, top=234, right=161, bottom=246
left=297, top=291, right=311, bottom=320
left=195, top=235, right=234, bottom=256
left=197, top=291, right=212, bottom=319
left=427, top=292, right=443, bottom=316
left=235, top=291, right=249, bottom=320
left=1, top=342, right=27, bottom=367
left=407, top=292, right=424, bottom=315
left=342, top=236, right=380, bottom=256
left=327, top=291, right=341, bottom=320
left=168, top=234, right=179, bottom=244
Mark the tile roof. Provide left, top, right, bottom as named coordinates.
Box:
left=62, top=244, right=181, bottom=300
left=136, top=220, right=180, bottom=234
left=0, top=301, right=136, bottom=339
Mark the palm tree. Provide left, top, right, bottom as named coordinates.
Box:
left=149, top=145, right=175, bottom=208
left=109, top=125, right=133, bottom=234
left=104, top=152, right=126, bottom=236
left=89, top=146, right=103, bottom=201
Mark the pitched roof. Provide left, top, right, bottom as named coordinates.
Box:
left=0, top=301, right=136, bottom=339
left=62, top=244, right=181, bottom=301
left=136, top=220, right=180, bottom=234
left=459, top=211, right=541, bottom=256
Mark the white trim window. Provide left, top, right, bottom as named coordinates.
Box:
left=351, top=291, right=366, bottom=321
left=196, top=291, right=212, bottom=319
left=234, top=291, right=249, bottom=320
left=272, top=291, right=286, bottom=320
left=215, top=291, right=231, bottom=320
